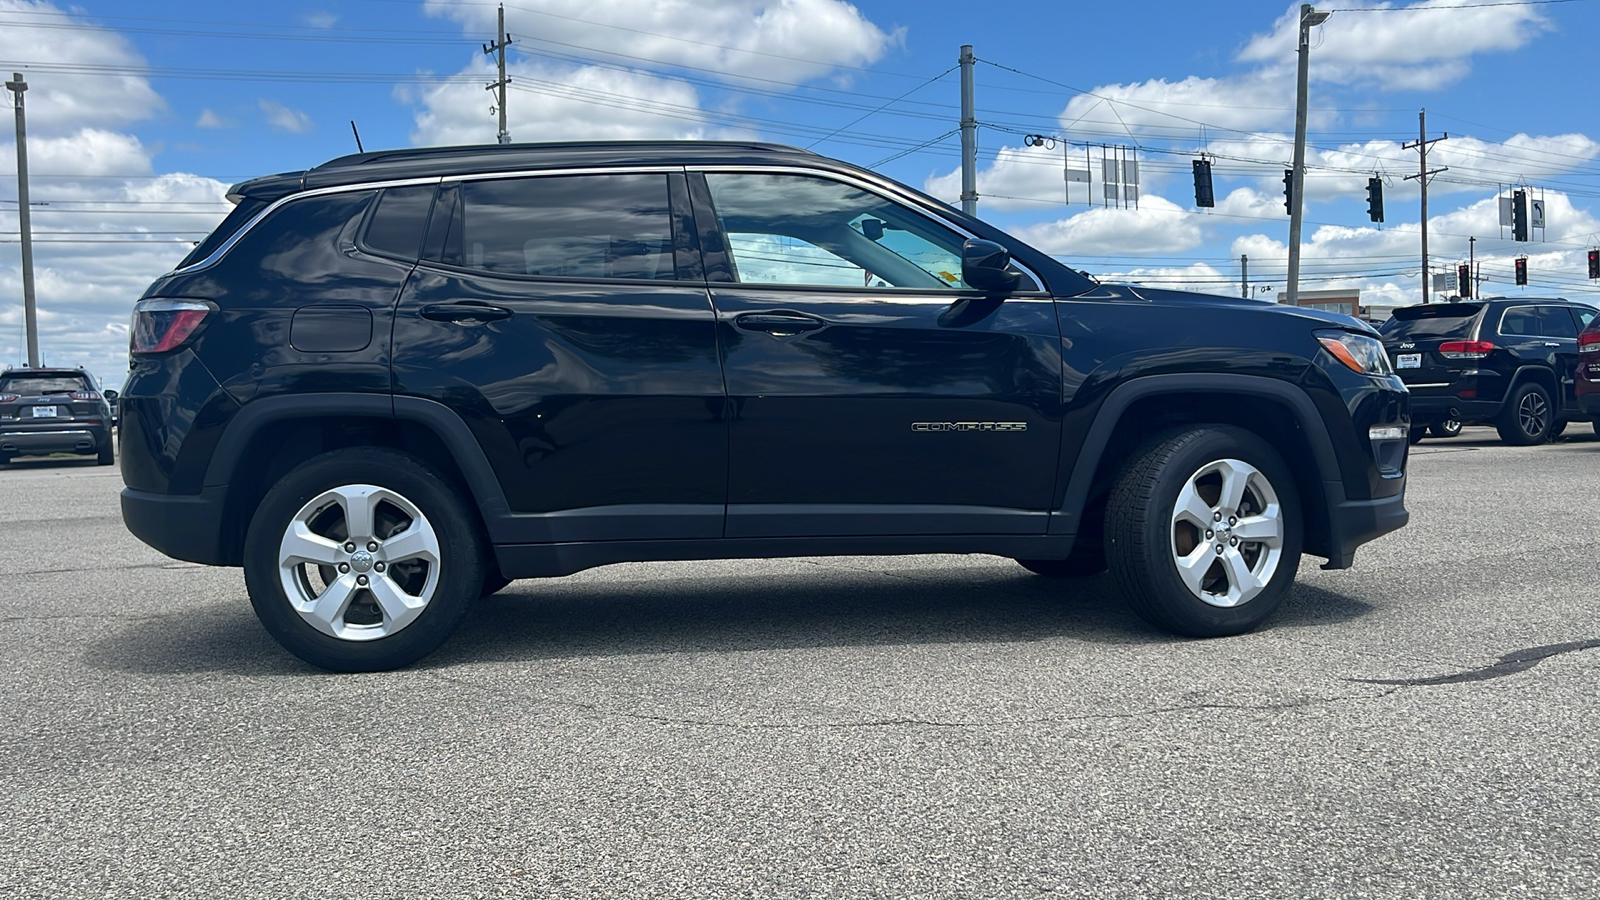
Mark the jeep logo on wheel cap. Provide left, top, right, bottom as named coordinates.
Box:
left=349, top=550, right=374, bottom=573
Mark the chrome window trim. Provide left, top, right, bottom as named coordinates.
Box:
left=171, top=175, right=444, bottom=274
left=442, top=165, right=686, bottom=182
left=688, top=164, right=1049, bottom=293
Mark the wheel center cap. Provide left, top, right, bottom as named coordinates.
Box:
left=1216, top=522, right=1233, bottom=539
left=350, top=549, right=374, bottom=573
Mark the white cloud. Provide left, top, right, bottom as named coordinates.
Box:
left=1056, top=71, right=1296, bottom=138
left=423, top=0, right=897, bottom=84
left=194, top=108, right=233, bottom=129
left=259, top=99, right=314, bottom=134
left=409, top=59, right=713, bottom=146
left=1011, top=195, right=1203, bottom=257
left=923, top=144, right=1067, bottom=211
left=303, top=11, right=338, bottom=28
left=0, top=0, right=164, bottom=134
left=1238, top=1, right=1549, bottom=90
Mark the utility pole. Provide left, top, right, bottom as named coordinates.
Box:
left=959, top=44, right=977, bottom=216
left=5, top=73, right=37, bottom=368
left=1403, top=109, right=1447, bottom=303
left=1469, top=236, right=1476, bottom=298
left=1286, top=4, right=1330, bottom=307
left=483, top=4, right=512, bottom=145
left=1241, top=254, right=1249, bottom=299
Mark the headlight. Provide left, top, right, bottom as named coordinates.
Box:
left=1317, top=330, right=1393, bottom=377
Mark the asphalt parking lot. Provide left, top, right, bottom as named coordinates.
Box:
left=2, top=430, right=1598, bottom=899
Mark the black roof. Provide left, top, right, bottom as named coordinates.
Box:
left=229, top=140, right=830, bottom=201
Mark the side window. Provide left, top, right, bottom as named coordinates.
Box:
left=451, top=174, right=675, bottom=280
left=703, top=172, right=998, bottom=291
left=1540, top=306, right=1578, bottom=338
left=1574, top=307, right=1598, bottom=330
left=1499, top=307, right=1537, bottom=337
left=362, top=185, right=435, bottom=260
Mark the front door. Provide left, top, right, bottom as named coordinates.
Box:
left=692, top=170, right=1063, bottom=538
left=392, top=171, right=727, bottom=542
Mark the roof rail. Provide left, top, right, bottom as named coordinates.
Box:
left=311, top=139, right=807, bottom=172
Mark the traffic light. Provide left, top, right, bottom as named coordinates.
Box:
left=1457, top=263, right=1472, bottom=299
left=1588, top=249, right=1598, bottom=279
left=1193, top=159, right=1215, bottom=208
left=1366, top=177, right=1384, bottom=223
left=1512, top=189, right=1529, bottom=242
left=1515, top=256, right=1528, bottom=286
left=1282, top=168, right=1294, bottom=215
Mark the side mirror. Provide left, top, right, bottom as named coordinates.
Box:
left=104, top=389, right=119, bottom=401
left=961, top=239, right=1020, bottom=293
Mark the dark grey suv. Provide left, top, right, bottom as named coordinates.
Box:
left=0, top=366, right=117, bottom=465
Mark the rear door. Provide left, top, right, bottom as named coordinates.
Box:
left=692, top=169, right=1063, bottom=538
left=391, top=170, right=727, bottom=542
left=1537, top=305, right=1581, bottom=412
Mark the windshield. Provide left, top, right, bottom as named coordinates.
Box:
left=1379, top=304, right=1482, bottom=340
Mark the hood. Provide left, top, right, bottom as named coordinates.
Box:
left=1086, top=283, right=1378, bottom=334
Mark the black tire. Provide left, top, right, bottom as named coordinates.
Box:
left=0, top=452, right=11, bottom=466
left=243, top=447, right=487, bottom=672
left=1550, top=419, right=1568, bottom=439
left=96, top=440, right=114, bottom=466
left=1105, top=426, right=1303, bottom=638
left=1428, top=418, right=1462, bottom=439
left=1496, top=382, right=1553, bottom=445
left=1408, top=425, right=1427, bottom=444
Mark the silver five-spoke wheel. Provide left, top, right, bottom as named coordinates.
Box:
left=1170, top=458, right=1285, bottom=608
left=277, top=484, right=442, bottom=641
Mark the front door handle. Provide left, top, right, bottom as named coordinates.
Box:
left=734, top=311, right=826, bottom=335
left=421, top=303, right=513, bottom=324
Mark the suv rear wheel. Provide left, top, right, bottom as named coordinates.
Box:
left=1496, top=382, right=1553, bottom=445
left=1105, top=426, right=1302, bottom=637
left=243, top=447, right=486, bottom=672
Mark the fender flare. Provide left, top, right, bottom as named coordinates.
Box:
left=1050, top=373, right=1341, bottom=536
left=202, top=392, right=512, bottom=522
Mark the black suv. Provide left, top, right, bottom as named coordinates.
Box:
left=0, top=366, right=116, bottom=465
left=118, top=141, right=1410, bottom=671
left=1379, top=298, right=1597, bottom=444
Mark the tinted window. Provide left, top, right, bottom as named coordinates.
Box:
left=452, top=174, right=674, bottom=280
left=1499, top=307, right=1538, bottom=337
left=1574, top=306, right=1598, bottom=330
left=177, top=197, right=269, bottom=269
left=1379, top=303, right=1482, bottom=340
left=0, top=375, right=88, bottom=394
left=705, top=172, right=1009, bottom=291
left=1539, top=306, right=1578, bottom=338
left=363, top=185, right=434, bottom=260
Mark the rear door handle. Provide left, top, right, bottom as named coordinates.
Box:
left=734, top=312, right=826, bottom=335
left=421, top=303, right=512, bottom=324
left=1544, top=341, right=1562, bottom=347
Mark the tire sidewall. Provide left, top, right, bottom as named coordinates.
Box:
left=243, top=447, right=485, bottom=672
left=1112, top=426, right=1303, bottom=637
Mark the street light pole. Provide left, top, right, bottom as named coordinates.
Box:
left=5, top=73, right=37, bottom=367
left=1286, top=4, right=1329, bottom=307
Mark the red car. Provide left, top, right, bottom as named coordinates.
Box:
left=1578, top=318, right=1600, bottom=433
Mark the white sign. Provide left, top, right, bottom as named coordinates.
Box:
left=1531, top=198, right=1545, bottom=229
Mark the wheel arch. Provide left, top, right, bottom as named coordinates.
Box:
left=1052, top=374, right=1340, bottom=563
left=204, top=394, right=509, bottom=565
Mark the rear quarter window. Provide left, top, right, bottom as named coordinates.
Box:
left=361, top=185, right=435, bottom=261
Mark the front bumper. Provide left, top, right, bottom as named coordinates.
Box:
left=0, top=427, right=107, bottom=456
left=121, top=485, right=234, bottom=566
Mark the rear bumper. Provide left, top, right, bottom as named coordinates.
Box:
left=121, top=485, right=234, bottom=566
left=1407, top=394, right=1499, bottom=424
left=1320, top=482, right=1409, bottom=570
left=0, top=427, right=107, bottom=455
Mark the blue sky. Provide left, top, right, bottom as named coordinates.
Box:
left=4, top=0, right=1600, bottom=384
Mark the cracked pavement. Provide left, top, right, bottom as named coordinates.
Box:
left=2, top=429, right=1599, bottom=899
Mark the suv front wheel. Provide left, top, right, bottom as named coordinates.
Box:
left=1105, top=426, right=1303, bottom=637
left=243, top=447, right=486, bottom=672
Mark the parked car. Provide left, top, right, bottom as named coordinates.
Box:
left=1379, top=298, right=1598, bottom=444
left=118, top=140, right=1411, bottom=671
left=1576, top=318, right=1600, bottom=433
left=0, top=366, right=116, bottom=465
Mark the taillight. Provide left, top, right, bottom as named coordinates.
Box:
left=1439, top=340, right=1494, bottom=360
left=1580, top=331, right=1600, bottom=354
left=0, top=394, right=17, bottom=403
left=70, top=391, right=101, bottom=401
left=131, top=299, right=213, bottom=354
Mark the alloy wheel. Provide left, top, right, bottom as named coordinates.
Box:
left=1518, top=391, right=1549, bottom=439
left=1169, top=458, right=1285, bottom=608
left=277, top=484, right=441, bottom=641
